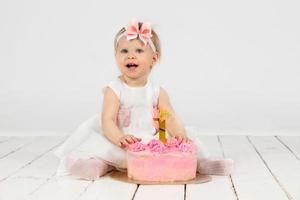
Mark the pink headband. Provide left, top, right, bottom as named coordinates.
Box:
left=116, top=20, right=157, bottom=52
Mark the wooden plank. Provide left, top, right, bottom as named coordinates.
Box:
left=4, top=136, right=94, bottom=200
left=220, top=136, right=289, bottom=200
left=134, top=184, right=184, bottom=200
left=249, top=136, right=300, bottom=200
left=276, top=136, right=300, bottom=160
left=10, top=139, right=64, bottom=179
left=0, top=137, right=66, bottom=200
left=0, top=137, right=35, bottom=159
left=20, top=136, right=135, bottom=200
left=24, top=177, right=91, bottom=200
left=0, top=137, right=64, bottom=181
left=10, top=151, right=60, bottom=179
left=186, top=136, right=237, bottom=200
left=0, top=177, right=45, bottom=200
left=79, top=175, right=137, bottom=200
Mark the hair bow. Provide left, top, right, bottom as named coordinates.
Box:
left=126, top=20, right=153, bottom=46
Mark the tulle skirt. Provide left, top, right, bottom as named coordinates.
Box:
left=54, top=114, right=210, bottom=177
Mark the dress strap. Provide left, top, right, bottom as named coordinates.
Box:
left=103, top=77, right=123, bottom=100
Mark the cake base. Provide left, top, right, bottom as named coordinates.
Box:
left=109, top=171, right=212, bottom=185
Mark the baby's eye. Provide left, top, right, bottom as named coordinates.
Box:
left=120, top=49, right=128, bottom=53
left=136, top=48, right=144, bottom=53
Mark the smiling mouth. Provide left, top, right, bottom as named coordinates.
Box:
left=126, top=63, right=139, bottom=68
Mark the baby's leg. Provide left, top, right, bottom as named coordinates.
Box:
left=193, top=137, right=234, bottom=176
left=197, top=158, right=234, bottom=176
left=66, top=154, right=114, bottom=181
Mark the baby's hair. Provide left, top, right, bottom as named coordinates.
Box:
left=114, top=22, right=161, bottom=60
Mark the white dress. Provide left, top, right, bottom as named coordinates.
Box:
left=54, top=77, right=209, bottom=177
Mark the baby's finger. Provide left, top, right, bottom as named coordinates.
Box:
left=125, top=136, right=135, bottom=144
left=119, top=141, right=126, bottom=148
left=133, top=137, right=142, bottom=143
left=121, top=139, right=129, bottom=147
left=130, top=136, right=138, bottom=143
left=118, top=141, right=123, bottom=147
left=131, top=136, right=138, bottom=143
left=129, top=135, right=141, bottom=143
left=179, top=138, right=184, bottom=144
left=177, top=136, right=183, bottom=144
left=184, top=136, right=191, bottom=143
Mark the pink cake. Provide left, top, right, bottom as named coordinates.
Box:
left=127, top=139, right=197, bottom=182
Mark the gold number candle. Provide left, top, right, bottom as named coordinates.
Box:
left=159, top=109, right=168, bottom=144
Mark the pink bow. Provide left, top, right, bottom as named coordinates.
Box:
left=126, top=20, right=152, bottom=45
left=117, top=107, right=131, bottom=127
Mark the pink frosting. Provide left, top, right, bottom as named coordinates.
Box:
left=165, top=138, right=180, bottom=148
left=150, top=143, right=168, bottom=153
left=128, top=139, right=197, bottom=153
left=147, top=139, right=168, bottom=153
left=127, top=142, right=146, bottom=152
left=178, top=142, right=197, bottom=153
left=147, top=139, right=163, bottom=148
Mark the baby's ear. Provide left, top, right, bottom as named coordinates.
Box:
left=152, top=52, right=159, bottom=65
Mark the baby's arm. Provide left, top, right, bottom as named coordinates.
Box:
left=158, top=88, right=189, bottom=142
left=101, top=87, right=140, bottom=148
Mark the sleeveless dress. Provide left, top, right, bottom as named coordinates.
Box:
left=54, top=77, right=209, bottom=176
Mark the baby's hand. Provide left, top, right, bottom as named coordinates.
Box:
left=118, top=134, right=141, bottom=149
left=173, top=135, right=191, bottom=144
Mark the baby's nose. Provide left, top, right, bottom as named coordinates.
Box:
left=127, top=53, right=136, bottom=59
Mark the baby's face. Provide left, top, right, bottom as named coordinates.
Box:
left=115, top=36, right=158, bottom=81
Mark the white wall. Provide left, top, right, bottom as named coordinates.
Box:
left=1, top=0, right=299, bottom=136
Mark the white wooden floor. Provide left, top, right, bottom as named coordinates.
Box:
left=0, top=136, right=299, bottom=200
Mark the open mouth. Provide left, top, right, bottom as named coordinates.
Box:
left=126, top=63, right=139, bottom=68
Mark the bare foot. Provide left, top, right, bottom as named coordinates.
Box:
left=197, top=158, right=234, bottom=176
left=66, top=156, right=113, bottom=181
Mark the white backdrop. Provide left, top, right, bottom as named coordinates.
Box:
left=1, top=0, right=299, bottom=136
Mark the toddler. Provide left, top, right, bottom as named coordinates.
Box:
left=54, top=20, right=234, bottom=181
